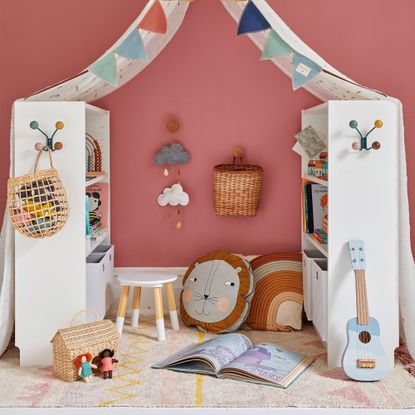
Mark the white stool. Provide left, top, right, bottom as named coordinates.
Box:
left=116, top=272, right=180, bottom=341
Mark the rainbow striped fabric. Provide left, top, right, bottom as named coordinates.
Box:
left=246, top=253, right=303, bottom=332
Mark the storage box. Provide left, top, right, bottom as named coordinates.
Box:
left=86, top=244, right=114, bottom=320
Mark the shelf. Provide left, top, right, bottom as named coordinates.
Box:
left=303, top=233, right=327, bottom=256
left=86, top=231, right=107, bottom=256
left=302, top=175, right=328, bottom=187
left=86, top=174, right=107, bottom=187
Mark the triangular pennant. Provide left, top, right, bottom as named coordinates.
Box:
left=292, top=52, right=322, bottom=90
left=138, top=0, right=167, bottom=34
left=115, top=29, right=148, bottom=61
left=88, top=53, right=117, bottom=86
left=237, top=0, right=270, bottom=36
left=261, top=29, right=293, bottom=60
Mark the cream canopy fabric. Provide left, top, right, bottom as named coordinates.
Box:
left=1, top=0, right=413, bottom=358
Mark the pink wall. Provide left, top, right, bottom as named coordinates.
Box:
left=1, top=0, right=414, bottom=266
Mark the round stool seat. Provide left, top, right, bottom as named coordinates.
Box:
left=119, top=272, right=177, bottom=288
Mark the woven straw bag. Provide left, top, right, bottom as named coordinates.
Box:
left=213, top=149, right=263, bottom=216
left=51, top=309, right=119, bottom=382
left=7, top=149, right=69, bottom=238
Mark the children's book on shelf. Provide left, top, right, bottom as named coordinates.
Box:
left=302, top=181, right=328, bottom=239
left=86, top=182, right=108, bottom=237
left=152, top=333, right=314, bottom=388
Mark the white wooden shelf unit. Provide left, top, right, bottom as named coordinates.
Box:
left=301, top=100, right=399, bottom=368
left=13, top=101, right=114, bottom=366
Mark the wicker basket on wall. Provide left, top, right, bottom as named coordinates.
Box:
left=213, top=148, right=263, bottom=217
left=7, top=149, right=69, bottom=238
left=51, top=310, right=119, bottom=382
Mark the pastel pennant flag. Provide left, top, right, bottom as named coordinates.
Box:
left=88, top=52, right=117, bottom=86
left=115, top=29, right=148, bottom=61
left=261, top=29, right=293, bottom=60
left=292, top=52, right=322, bottom=90
left=237, top=0, right=270, bottom=36
left=138, top=0, right=167, bottom=34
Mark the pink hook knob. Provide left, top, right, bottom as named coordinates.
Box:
left=352, top=142, right=360, bottom=151
left=34, top=142, right=44, bottom=151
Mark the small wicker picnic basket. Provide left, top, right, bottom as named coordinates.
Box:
left=51, top=310, right=119, bottom=382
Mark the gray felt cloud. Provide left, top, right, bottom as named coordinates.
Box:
left=154, top=143, right=190, bottom=165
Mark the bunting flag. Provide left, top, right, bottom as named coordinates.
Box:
left=88, top=53, right=118, bottom=86
left=138, top=0, right=167, bottom=34
left=237, top=0, right=270, bottom=36
left=292, top=52, right=322, bottom=90
left=261, top=29, right=293, bottom=60
left=115, top=30, right=148, bottom=61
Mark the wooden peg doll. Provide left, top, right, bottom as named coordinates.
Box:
left=99, top=349, right=119, bottom=379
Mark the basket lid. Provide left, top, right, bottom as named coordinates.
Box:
left=51, top=319, right=118, bottom=349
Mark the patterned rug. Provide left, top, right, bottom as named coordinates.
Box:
left=0, top=317, right=415, bottom=409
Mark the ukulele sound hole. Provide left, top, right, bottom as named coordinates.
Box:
left=359, top=331, right=371, bottom=344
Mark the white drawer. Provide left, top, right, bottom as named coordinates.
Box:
left=311, top=259, right=327, bottom=341
left=86, top=244, right=115, bottom=320
left=302, top=250, right=326, bottom=321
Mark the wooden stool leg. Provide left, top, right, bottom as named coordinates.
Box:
left=165, top=282, right=180, bottom=331
left=131, top=286, right=141, bottom=328
left=154, top=287, right=166, bottom=341
left=116, top=285, right=130, bottom=334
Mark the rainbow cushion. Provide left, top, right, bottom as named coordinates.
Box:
left=246, top=253, right=303, bottom=332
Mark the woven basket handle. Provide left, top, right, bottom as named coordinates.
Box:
left=34, top=147, right=54, bottom=172
left=70, top=308, right=99, bottom=327
left=233, top=147, right=245, bottom=164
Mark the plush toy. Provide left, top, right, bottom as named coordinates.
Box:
left=180, top=251, right=254, bottom=333
left=99, top=349, right=118, bottom=379
left=23, top=201, right=56, bottom=218
left=74, top=353, right=97, bottom=383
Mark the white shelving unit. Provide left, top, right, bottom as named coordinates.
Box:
left=13, top=101, right=113, bottom=366
left=301, top=101, right=399, bottom=368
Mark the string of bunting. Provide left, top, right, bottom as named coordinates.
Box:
left=89, top=0, right=322, bottom=91
left=237, top=0, right=323, bottom=90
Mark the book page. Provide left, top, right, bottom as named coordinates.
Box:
left=153, top=333, right=252, bottom=373
left=220, top=343, right=313, bottom=387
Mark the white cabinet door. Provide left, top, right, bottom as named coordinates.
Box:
left=86, top=245, right=115, bottom=319
left=312, top=259, right=327, bottom=341
left=303, top=250, right=326, bottom=321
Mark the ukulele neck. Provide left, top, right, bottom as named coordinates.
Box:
left=355, top=269, right=369, bottom=325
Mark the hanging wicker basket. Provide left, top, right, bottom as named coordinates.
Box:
left=7, top=149, right=69, bottom=238
left=213, top=148, right=263, bottom=217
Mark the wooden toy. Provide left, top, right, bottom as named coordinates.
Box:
left=341, top=240, right=389, bottom=381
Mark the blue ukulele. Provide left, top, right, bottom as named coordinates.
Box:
left=341, top=240, right=389, bottom=381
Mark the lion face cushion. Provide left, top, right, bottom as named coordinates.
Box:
left=180, top=251, right=254, bottom=333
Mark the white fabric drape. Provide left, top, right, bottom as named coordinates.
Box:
left=221, top=0, right=415, bottom=357
left=1, top=0, right=413, bottom=358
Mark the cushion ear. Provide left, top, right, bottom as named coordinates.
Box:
left=235, top=266, right=242, bottom=274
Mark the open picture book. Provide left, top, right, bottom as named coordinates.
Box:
left=152, top=333, right=314, bottom=388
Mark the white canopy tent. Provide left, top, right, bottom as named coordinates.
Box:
left=1, top=0, right=413, bottom=359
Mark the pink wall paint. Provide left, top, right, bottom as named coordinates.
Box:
left=1, top=0, right=414, bottom=266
